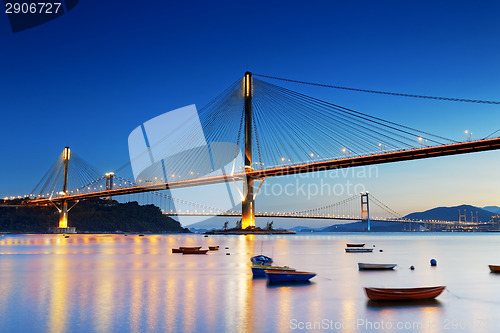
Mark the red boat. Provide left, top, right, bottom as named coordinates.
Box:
left=182, top=249, right=209, bottom=254
left=364, top=286, right=446, bottom=301
left=489, top=265, right=500, bottom=272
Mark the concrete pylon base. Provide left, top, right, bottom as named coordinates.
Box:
left=47, top=227, right=76, bottom=234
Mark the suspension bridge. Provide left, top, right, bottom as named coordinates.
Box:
left=5, top=72, right=500, bottom=232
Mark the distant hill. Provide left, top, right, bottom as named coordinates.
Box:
left=188, top=227, right=216, bottom=233
left=404, top=204, right=494, bottom=222
left=321, top=221, right=406, bottom=232
left=289, top=226, right=318, bottom=232
left=483, top=206, right=500, bottom=215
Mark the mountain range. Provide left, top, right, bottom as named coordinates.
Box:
left=404, top=204, right=497, bottom=222
left=186, top=204, right=500, bottom=232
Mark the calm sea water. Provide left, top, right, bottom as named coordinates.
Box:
left=1, top=233, right=500, bottom=332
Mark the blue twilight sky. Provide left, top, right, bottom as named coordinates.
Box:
left=1, top=0, right=500, bottom=215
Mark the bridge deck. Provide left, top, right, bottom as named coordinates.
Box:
left=27, top=137, right=500, bottom=205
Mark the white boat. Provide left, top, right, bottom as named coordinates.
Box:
left=358, top=263, right=397, bottom=270
left=345, top=248, right=373, bottom=253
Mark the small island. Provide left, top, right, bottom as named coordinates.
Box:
left=204, top=220, right=295, bottom=235
left=0, top=198, right=190, bottom=234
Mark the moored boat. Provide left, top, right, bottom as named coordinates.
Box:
left=251, top=255, right=273, bottom=266
left=364, top=286, right=446, bottom=301
left=182, top=249, right=209, bottom=254
left=173, top=246, right=202, bottom=253
left=347, top=243, right=365, bottom=247
left=358, top=263, right=397, bottom=270
left=252, top=265, right=296, bottom=276
left=489, top=265, right=500, bottom=272
left=208, top=246, right=219, bottom=251
left=346, top=248, right=373, bottom=253
left=265, top=270, right=316, bottom=283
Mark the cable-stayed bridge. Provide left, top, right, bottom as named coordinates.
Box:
left=5, top=72, right=500, bottom=231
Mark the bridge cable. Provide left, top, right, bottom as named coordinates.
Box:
left=254, top=74, right=500, bottom=105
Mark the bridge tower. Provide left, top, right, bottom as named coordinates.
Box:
left=459, top=209, right=466, bottom=223
left=241, top=72, right=255, bottom=229
left=48, top=147, right=76, bottom=233
left=58, top=146, right=70, bottom=228
left=105, top=172, right=114, bottom=200
left=361, top=192, right=370, bottom=231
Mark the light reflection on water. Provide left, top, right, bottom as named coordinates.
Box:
left=0, top=233, right=500, bottom=332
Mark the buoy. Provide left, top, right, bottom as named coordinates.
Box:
left=430, top=259, right=437, bottom=266
left=410, top=265, right=415, bottom=270
left=379, top=249, right=383, bottom=252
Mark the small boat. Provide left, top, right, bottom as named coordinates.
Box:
left=252, top=265, right=296, bottom=276
left=208, top=246, right=219, bottom=251
left=359, top=263, right=397, bottom=270
left=265, top=270, right=316, bottom=283
left=182, top=249, right=209, bottom=254
left=251, top=255, right=273, bottom=265
left=364, top=286, right=446, bottom=301
left=138, top=234, right=145, bottom=237
left=347, top=243, right=365, bottom=247
left=346, top=248, right=373, bottom=253
left=172, top=246, right=202, bottom=253
left=489, top=265, right=500, bottom=272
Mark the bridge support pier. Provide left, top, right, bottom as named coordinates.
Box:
left=241, top=72, right=255, bottom=229
left=59, top=200, right=68, bottom=228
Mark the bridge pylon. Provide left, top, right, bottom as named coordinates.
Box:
left=361, top=192, right=370, bottom=231
left=241, top=72, right=255, bottom=229
left=105, top=172, right=114, bottom=200
left=48, top=147, right=76, bottom=234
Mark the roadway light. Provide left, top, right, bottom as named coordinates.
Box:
left=465, top=130, right=471, bottom=141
